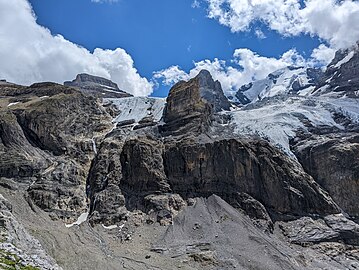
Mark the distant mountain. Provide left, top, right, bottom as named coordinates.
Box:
left=234, top=44, right=359, bottom=105
left=234, top=67, right=323, bottom=105
left=313, top=43, right=359, bottom=98
left=64, top=73, right=132, bottom=98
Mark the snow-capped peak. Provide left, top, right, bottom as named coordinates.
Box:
left=235, top=66, right=322, bottom=105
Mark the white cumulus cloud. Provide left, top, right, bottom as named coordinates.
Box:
left=310, top=44, right=336, bottom=66
left=0, top=0, right=152, bottom=96
left=206, top=0, right=359, bottom=49
left=154, top=0, right=357, bottom=94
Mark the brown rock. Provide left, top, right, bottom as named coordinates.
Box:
left=293, top=134, right=359, bottom=218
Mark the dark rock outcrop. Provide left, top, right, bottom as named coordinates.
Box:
left=0, top=82, right=112, bottom=221
left=86, top=137, right=127, bottom=225
left=293, top=134, right=359, bottom=218
left=279, top=213, right=359, bottom=246
left=0, top=110, right=48, bottom=179
left=86, top=134, right=340, bottom=224
left=160, top=70, right=230, bottom=136
left=163, top=138, right=339, bottom=219
left=120, top=137, right=171, bottom=196
left=196, top=70, right=231, bottom=112
left=235, top=83, right=252, bottom=105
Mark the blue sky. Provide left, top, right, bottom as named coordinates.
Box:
left=1, top=0, right=358, bottom=97
left=28, top=0, right=321, bottom=96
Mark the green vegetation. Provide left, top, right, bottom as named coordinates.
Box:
left=0, top=249, right=40, bottom=270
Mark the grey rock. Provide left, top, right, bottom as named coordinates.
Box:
left=196, top=70, right=231, bottom=112
left=314, top=43, right=359, bottom=97
left=160, top=69, right=230, bottom=136
left=64, top=73, right=132, bottom=98
left=293, top=134, right=359, bottom=217
left=164, top=138, right=339, bottom=220
left=279, top=213, right=359, bottom=246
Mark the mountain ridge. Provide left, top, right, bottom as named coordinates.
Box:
left=234, top=43, right=359, bottom=105
left=0, top=44, right=358, bottom=269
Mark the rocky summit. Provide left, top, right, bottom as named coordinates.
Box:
left=0, top=45, right=359, bottom=270
left=64, top=73, right=132, bottom=98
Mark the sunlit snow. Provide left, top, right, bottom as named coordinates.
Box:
left=65, top=211, right=89, bottom=228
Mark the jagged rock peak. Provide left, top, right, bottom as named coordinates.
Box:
left=196, top=69, right=231, bottom=112
left=197, top=69, right=212, bottom=80
left=313, top=42, right=359, bottom=97
left=160, top=69, right=230, bottom=136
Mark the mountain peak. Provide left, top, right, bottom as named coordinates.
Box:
left=197, top=69, right=212, bottom=79
left=73, top=73, right=119, bottom=90
left=160, top=70, right=231, bottom=136
left=64, top=73, right=132, bottom=98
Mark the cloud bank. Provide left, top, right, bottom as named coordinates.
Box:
left=206, top=0, right=359, bottom=49
left=0, top=0, right=152, bottom=96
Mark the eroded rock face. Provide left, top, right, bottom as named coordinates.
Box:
left=160, top=70, right=230, bottom=136
left=86, top=135, right=340, bottom=225
left=120, top=137, right=171, bottom=196
left=279, top=213, right=359, bottom=246
left=196, top=70, right=231, bottom=112
left=164, top=138, right=339, bottom=219
left=293, top=134, right=359, bottom=218
left=0, top=83, right=112, bottom=221
left=0, top=110, right=48, bottom=179
left=14, top=89, right=109, bottom=158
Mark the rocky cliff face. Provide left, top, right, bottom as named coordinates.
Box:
left=86, top=70, right=342, bottom=228
left=0, top=82, right=112, bottom=221
left=164, top=138, right=339, bottom=218
left=293, top=134, right=359, bottom=218
left=160, top=70, right=231, bottom=136
left=86, top=133, right=340, bottom=226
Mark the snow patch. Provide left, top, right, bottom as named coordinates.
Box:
left=99, top=84, right=116, bottom=90
left=102, top=224, right=118, bottom=230
left=7, top=102, right=19, bottom=107
left=298, top=86, right=315, bottom=96
left=91, top=138, right=97, bottom=154
left=226, top=96, right=346, bottom=156
left=237, top=67, right=314, bottom=104
left=334, top=51, right=355, bottom=68
left=107, top=97, right=166, bottom=123
left=65, top=211, right=89, bottom=228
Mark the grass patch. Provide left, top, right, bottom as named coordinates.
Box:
left=0, top=248, right=40, bottom=270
